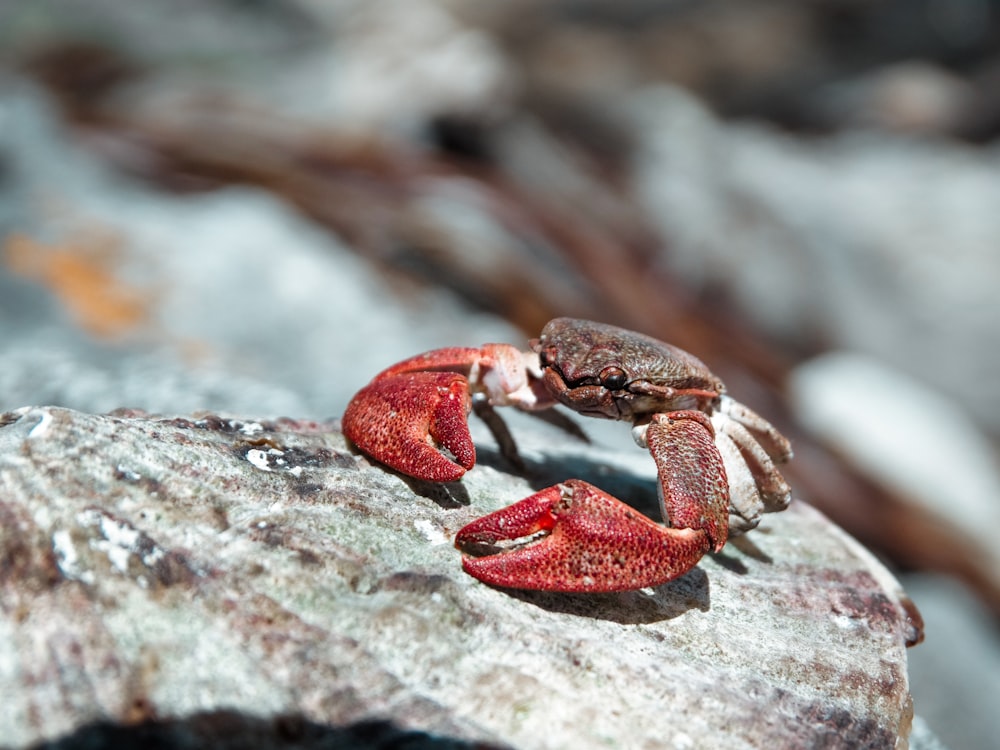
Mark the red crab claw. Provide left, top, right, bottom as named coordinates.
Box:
left=343, top=344, right=549, bottom=483
left=455, top=411, right=729, bottom=592
left=455, top=480, right=713, bottom=592
left=343, top=370, right=475, bottom=482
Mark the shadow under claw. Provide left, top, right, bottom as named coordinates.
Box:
left=402, top=476, right=471, bottom=508
left=726, top=533, right=774, bottom=565
left=710, top=550, right=750, bottom=575
left=498, top=566, right=710, bottom=625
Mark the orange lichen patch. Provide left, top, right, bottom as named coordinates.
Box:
left=3, top=232, right=151, bottom=339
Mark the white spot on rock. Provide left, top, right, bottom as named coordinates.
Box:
left=246, top=449, right=274, bottom=471
left=116, top=464, right=142, bottom=482
left=52, top=528, right=94, bottom=585
left=28, top=409, right=52, bottom=439
left=240, top=422, right=264, bottom=436
left=414, top=518, right=448, bottom=546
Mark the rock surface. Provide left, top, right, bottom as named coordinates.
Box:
left=1, top=405, right=922, bottom=749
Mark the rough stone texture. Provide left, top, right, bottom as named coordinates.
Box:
left=1, top=405, right=922, bottom=749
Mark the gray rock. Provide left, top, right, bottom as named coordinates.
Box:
left=1, top=405, right=924, bottom=749
left=905, top=574, right=1000, bottom=750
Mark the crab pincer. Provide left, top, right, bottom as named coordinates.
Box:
left=342, top=344, right=550, bottom=483
left=342, top=369, right=476, bottom=483
left=455, top=480, right=714, bottom=592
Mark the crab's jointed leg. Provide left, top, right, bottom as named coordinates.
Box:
left=710, top=396, right=793, bottom=533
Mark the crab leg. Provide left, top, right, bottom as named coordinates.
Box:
left=714, top=430, right=764, bottom=534
left=715, top=418, right=792, bottom=514
left=717, top=395, right=793, bottom=464
left=455, top=480, right=712, bottom=592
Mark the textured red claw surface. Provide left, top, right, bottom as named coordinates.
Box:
left=455, top=480, right=712, bottom=592
left=646, top=411, right=729, bottom=553
left=342, top=371, right=475, bottom=482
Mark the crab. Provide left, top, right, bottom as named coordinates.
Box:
left=343, top=318, right=792, bottom=593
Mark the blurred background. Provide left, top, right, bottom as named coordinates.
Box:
left=1, top=1, right=998, bottom=747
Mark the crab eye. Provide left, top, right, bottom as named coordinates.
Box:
left=599, top=366, right=627, bottom=390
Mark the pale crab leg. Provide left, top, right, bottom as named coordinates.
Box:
left=455, top=480, right=712, bottom=592
left=714, top=429, right=764, bottom=534
left=715, top=417, right=792, bottom=514
left=717, top=395, right=793, bottom=464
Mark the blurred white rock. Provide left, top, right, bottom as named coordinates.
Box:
left=628, top=85, right=1000, bottom=433
left=789, top=350, right=1000, bottom=598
